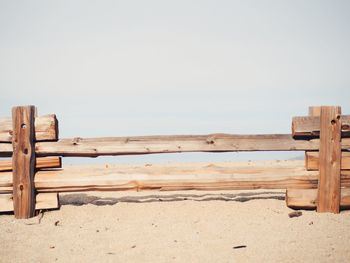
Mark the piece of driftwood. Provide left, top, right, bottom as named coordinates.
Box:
left=0, top=114, right=58, bottom=142
left=286, top=188, right=350, bottom=209
left=0, top=157, right=61, bottom=172
left=0, top=160, right=350, bottom=194
left=317, top=106, right=342, bottom=213
left=11, top=106, right=36, bottom=218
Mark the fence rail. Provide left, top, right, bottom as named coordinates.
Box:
left=0, top=105, right=349, bottom=218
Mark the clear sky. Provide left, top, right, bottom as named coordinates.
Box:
left=1, top=0, right=349, bottom=164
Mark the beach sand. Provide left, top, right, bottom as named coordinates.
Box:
left=1, top=190, right=349, bottom=263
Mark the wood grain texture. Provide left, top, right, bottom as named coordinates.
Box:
left=286, top=188, right=350, bottom=209
left=305, top=151, right=350, bottom=171
left=32, top=134, right=350, bottom=157
left=0, top=193, right=58, bottom=212
left=11, top=106, right=36, bottom=219
left=2, top=135, right=350, bottom=158
left=0, top=157, right=61, bottom=172
left=0, top=114, right=58, bottom=142
left=292, top=115, right=350, bottom=138
left=286, top=106, right=321, bottom=207
left=1, top=160, right=350, bottom=193
left=317, top=106, right=342, bottom=213
left=308, top=106, right=321, bottom=117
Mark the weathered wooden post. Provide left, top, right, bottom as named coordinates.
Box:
left=286, top=106, right=345, bottom=211
left=317, top=106, right=342, bottom=213
left=11, top=106, right=36, bottom=219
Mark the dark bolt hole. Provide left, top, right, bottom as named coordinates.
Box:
left=23, top=148, right=28, bottom=154
left=21, top=123, right=26, bottom=129
left=19, top=185, right=24, bottom=191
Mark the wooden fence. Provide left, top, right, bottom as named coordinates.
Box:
left=1, top=105, right=350, bottom=218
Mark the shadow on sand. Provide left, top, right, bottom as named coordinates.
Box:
left=59, top=191, right=285, bottom=207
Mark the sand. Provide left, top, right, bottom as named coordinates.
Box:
left=1, top=190, right=349, bottom=263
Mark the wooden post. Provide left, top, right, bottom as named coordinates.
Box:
left=317, top=106, right=342, bottom=213
left=11, top=106, right=36, bottom=218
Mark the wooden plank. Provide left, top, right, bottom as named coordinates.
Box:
left=308, top=106, right=321, bottom=117
left=0, top=144, right=12, bottom=157
left=286, top=106, right=320, bottom=207
left=1, top=134, right=350, bottom=158
left=12, top=106, right=36, bottom=219
left=292, top=115, right=350, bottom=138
left=286, top=188, right=350, bottom=209
left=306, top=151, right=350, bottom=170
left=0, top=157, right=61, bottom=172
left=33, top=135, right=350, bottom=157
left=0, top=114, right=58, bottom=142
left=0, top=193, right=58, bottom=212
left=1, top=160, right=350, bottom=193
left=317, top=106, right=342, bottom=213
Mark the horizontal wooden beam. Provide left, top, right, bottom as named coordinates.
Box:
left=0, top=193, right=58, bottom=212
left=0, top=114, right=58, bottom=142
left=286, top=188, right=350, bottom=209
left=0, top=160, right=350, bottom=194
left=0, top=134, right=350, bottom=157
left=305, top=151, right=350, bottom=170
left=0, top=157, right=61, bottom=172
left=33, top=134, right=350, bottom=157
left=1, top=134, right=350, bottom=158
left=292, top=115, right=350, bottom=138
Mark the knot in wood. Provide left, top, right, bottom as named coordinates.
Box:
left=206, top=136, right=216, bottom=145
left=72, top=137, right=82, bottom=145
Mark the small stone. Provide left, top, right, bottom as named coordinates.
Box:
left=288, top=211, right=302, bottom=218
left=233, top=245, right=247, bottom=249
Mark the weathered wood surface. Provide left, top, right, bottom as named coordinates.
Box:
left=0, top=114, right=58, bottom=142
left=11, top=106, right=36, bottom=218
left=317, top=106, right=342, bottom=213
left=0, top=193, right=58, bottom=212
left=286, top=106, right=320, bottom=207
left=308, top=106, right=321, bottom=117
left=292, top=115, right=350, bottom=138
left=305, top=151, right=350, bottom=171
left=1, top=134, right=350, bottom=158
left=0, top=157, right=61, bottom=172
left=34, top=135, right=350, bottom=157
left=1, top=160, right=350, bottom=193
left=286, top=188, right=350, bottom=209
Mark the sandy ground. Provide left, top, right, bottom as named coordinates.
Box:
left=1, top=190, right=349, bottom=263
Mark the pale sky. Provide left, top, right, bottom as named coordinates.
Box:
left=1, top=0, right=349, bottom=163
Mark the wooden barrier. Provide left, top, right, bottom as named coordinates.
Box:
left=0, top=105, right=349, bottom=218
